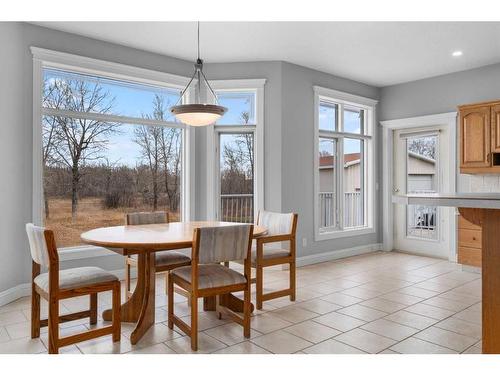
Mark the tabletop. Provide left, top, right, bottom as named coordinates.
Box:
left=81, top=221, right=267, bottom=253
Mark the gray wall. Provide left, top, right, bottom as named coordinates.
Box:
left=0, top=22, right=382, bottom=295
left=280, top=62, right=380, bottom=257
left=0, top=23, right=29, bottom=292
left=379, top=62, right=500, bottom=121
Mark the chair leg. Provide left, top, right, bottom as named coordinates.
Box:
left=256, top=264, right=263, bottom=310
left=48, top=295, right=59, bottom=354
left=290, top=261, right=296, bottom=302
left=243, top=287, right=251, bottom=338
left=167, top=274, right=174, bottom=329
left=31, top=288, right=40, bottom=338
left=89, top=293, right=98, bottom=325
left=125, top=258, right=131, bottom=300
left=112, top=282, right=121, bottom=342
left=190, top=294, right=198, bottom=351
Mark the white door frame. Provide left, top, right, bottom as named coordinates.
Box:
left=380, top=112, right=458, bottom=260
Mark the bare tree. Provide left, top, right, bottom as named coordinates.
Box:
left=49, top=78, right=118, bottom=219
left=161, top=127, right=181, bottom=211
left=134, top=123, right=162, bottom=210
left=41, top=77, right=65, bottom=218
left=234, top=111, right=254, bottom=179
left=408, top=137, right=436, bottom=160
left=135, top=94, right=182, bottom=213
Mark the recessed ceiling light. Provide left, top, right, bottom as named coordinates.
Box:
left=452, top=50, right=463, bottom=57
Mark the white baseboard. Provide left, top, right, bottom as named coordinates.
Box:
left=0, top=283, right=32, bottom=307
left=0, top=268, right=135, bottom=307
left=296, top=243, right=383, bottom=267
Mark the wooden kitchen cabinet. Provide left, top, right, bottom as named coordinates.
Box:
left=457, top=214, right=482, bottom=268
left=491, top=104, right=500, bottom=152
left=459, top=100, right=500, bottom=174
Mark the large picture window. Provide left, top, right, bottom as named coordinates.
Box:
left=314, top=87, right=376, bottom=240
left=206, top=80, right=265, bottom=224
left=38, top=64, right=187, bottom=248
left=216, top=90, right=257, bottom=223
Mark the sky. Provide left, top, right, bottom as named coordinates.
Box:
left=44, top=69, right=254, bottom=168
left=319, top=102, right=363, bottom=156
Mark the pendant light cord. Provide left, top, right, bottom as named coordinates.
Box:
left=197, top=21, right=200, bottom=61
left=174, top=21, right=220, bottom=106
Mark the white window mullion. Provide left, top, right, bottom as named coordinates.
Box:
left=338, top=135, right=344, bottom=230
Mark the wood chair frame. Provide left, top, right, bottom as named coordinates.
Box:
left=168, top=225, right=254, bottom=351
left=31, top=229, right=121, bottom=354
left=253, top=212, right=298, bottom=310
left=124, top=212, right=191, bottom=302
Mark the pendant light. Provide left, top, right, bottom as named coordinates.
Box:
left=171, top=22, right=227, bottom=126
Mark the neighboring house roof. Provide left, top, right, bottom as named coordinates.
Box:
left=319, top=153, right=360, bottom=169
left=407, top=151, right=435, bottom=164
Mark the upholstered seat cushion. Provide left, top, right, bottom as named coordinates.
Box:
left=34, top=266, right=118, bottom=292
left=156, top=251, right=191, bottom=267
left=171, top=264, right=247, bottom=289
left=130, top=251, right=190, bottom=267
left=251, top=248, right=290, bottom=265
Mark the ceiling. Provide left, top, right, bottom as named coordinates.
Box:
left=34, top=22, right=500, bottom=87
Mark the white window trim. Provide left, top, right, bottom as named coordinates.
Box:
left=31, top=47, right=196, bottom=260
left=380, top=112, right=457, bottom=257
left=313, top=86, right=378, bottom=241
left=206, top=79, right=266, bottom=221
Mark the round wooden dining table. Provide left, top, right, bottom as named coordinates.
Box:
left=81, top=221, right=267, bottom=344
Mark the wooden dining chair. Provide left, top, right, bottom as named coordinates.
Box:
left=26, top=223, right=121, bottom=354
left=124, top=211, right=191, bottom=301
left=168, top=224, right=254, bottom=351
left=253, top=211, right=298, bottom=310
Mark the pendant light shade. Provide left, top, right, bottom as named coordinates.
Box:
left=171, top=23, right=227, bottom=126
left=171, top=104, right=226, bottom=127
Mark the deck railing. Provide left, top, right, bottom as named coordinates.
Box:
left=319, top=192, right=363, bottom=228
left=220, top=194, right=254, bottom=223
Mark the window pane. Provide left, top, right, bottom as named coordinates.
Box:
left=406, top=135, right=438, bottom=240
left=43, top=68, right=180, bottom=121
left=42, top=115, right=182, bottom=247
left=216, top=92, right=256, bottom=125
left=319, top=101, right=337, bottom=131
left=318, top=138, right=337, bottom=230
left=343, top=106, right=364, bottom=134
left=343, top=138, right=364, bottom=228
left=219, top=133, right=254, bottom=223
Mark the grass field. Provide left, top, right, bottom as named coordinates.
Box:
left=45, top=197, right=179, bottom=248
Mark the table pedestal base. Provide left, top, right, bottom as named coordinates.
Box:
left=103, top=252, right=156, bottom=345
left=459, top=208, right=500, bottom=354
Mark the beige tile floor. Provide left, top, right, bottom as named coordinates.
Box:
left=0, top=251, right=483, bottom=354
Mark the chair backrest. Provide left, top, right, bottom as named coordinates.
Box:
left=126, top=211, right=169, bottom=225
left=257, top=210, right=295, bottom=236
left=195, top=225, right=253, bottom=264
left=25, top=223, right=51, bottom=267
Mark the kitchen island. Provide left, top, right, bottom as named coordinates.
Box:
left=393, top=193, right=500, bottom=354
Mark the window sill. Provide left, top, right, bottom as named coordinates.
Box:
left=315, top=226, right=375, bottom=241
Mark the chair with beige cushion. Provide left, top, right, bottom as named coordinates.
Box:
left=253, top=211, right=298, bottom=309
left=124, top=211, right=191, bottom=300
left=26, top=223, right=121, bottom=354
left=168, top=224, right=254, bottom=351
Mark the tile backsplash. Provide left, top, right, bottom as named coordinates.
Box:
left=460, top=174, right=500, bottom=193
